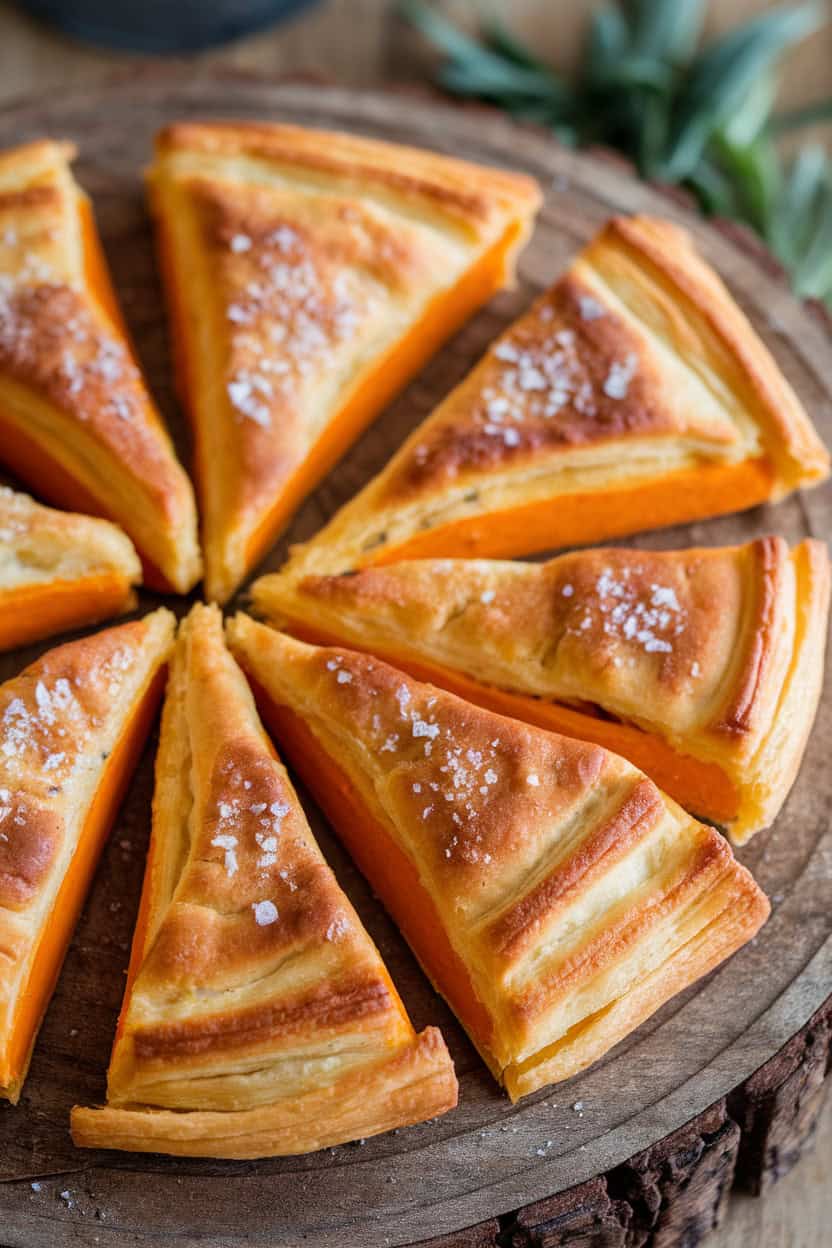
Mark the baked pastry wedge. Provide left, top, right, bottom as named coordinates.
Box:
left=252, top=537, right=830, bottom=843
left=147, top=121, right=541, bottom=602
left=71, top=604, right=456, bottom=1158
left=0, top=140, right=201, bottom=593
left=0, top=607, right=174, bottom=1103
left=284, top=215, right=829, bottom=578
left=226, top=617, right=770, bottom=1100
left=0, top=485, right=141, bottom=651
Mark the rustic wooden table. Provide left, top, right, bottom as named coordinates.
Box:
left=0, top=4, right=829, bottom=1247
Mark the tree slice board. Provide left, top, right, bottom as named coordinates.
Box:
left=0, top=74, right=830, bottom=1248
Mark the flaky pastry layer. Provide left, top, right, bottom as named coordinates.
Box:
left=0, top=485, right=141, bottom=649
left=71, top=603, right=456, bottom=1157
left=147, top=121, right=541, bottom=601
left=285, top=215, right=829, bottom=578
left=227, top=618, right=769, bottom=1100
left=0, top=139, right=200, bottom=593
left=0, top=607, right=175, bottom=1101
left=253, top=536, right=830, bottom=841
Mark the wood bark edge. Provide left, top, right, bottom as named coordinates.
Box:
left=412, top=994, right=832, bottom=1247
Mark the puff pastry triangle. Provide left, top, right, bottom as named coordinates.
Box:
left=148, top=121, right=541, bottom=602
left=253, top=537, right=830, bottom=843
left=285, top=215, right=829, bottom=577
left=226, top=617, right=769, bottom=1100
left=0, top=485, right=141, bottom=651
left=71, top=603, right=456, bottom=1158
left=0, top=140, right=201, bottom=593
left=0, top=606, right=175, bottom=1102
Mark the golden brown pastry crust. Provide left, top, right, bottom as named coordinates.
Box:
left=0, top=485, right=141, bottom=648
left=226, top=617, right=770, bottom=1100
left=252, top=537, right=830, bottom=842
left=148, top=121, right=541, bottom=602
left=0, top=607, right=175, bottom=1102
left=582, top=217, right=827, bottom=487
left=71, top=603, right=456, bottom=1158
left=0, top=140, right=201, bottom=593
left=71, top=1024, right=453, bottom=1157
left=153, top=122, right=542, bottom=237
left=285, top=215, right=829, bottom=577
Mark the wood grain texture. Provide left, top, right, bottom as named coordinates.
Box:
left=0, top=73, right=829, bottom=1248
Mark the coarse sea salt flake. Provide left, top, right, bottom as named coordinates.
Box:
left=325, top=915, right=349, bottom=941
left=253, top=899, right=278, bottom=926
left=578, top=294, right=605, bottom=321
left=651, top=584, right=681, bottom=611
left=603, top=353, right=638, bottom=400
left=212, top=833, right=238, bottom=878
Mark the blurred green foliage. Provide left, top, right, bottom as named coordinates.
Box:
left=403, top=0, right=832, bottom=305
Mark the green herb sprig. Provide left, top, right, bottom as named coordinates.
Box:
left=402, top=0, right=832, bottom=307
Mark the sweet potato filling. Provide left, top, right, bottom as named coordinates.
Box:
left=242, top=672, right=498, bottom=1070
left=0, top=665, right=166, bottom=1102
left=239, top=221, right=527, bottom=578
left=279, top=621, right=739, bottom=826
left=0, top=574, right=135, bottom=651
left=368, top=456, right=775, bottom=566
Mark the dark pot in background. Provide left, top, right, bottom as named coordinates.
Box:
left=18, top=0, right=322, bottom=52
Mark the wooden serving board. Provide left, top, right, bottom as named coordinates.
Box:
left=0, top=75, right=830, bottom=1248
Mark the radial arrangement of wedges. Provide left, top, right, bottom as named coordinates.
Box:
left=0, top=119, right=828, bottom=1159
